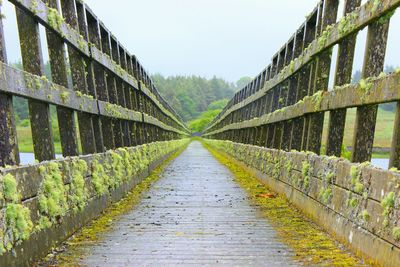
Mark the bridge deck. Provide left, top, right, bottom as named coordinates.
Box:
left=68, top=141, right=298, bottom=266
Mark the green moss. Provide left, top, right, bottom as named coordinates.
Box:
left=0, top=173, right=33, bottom=255
left=35, top=77, right=42, bottom=90
left=47, top=8, right=64, bottom=32
left=392, top=227, right=400, bottom=241
left=372, top=0, right=381, bottom=13
left=284, top=160, right=293, bottom=174
left=349, top=198, right=358, bottom=208
left=359, top=79, right=373, bottom=102
left=77, top=35, right=86, bottom=51
left=91, top=160, right=106, bottom=195
left=301, top=161, right=312, bottom=190
left=36, top=162, right=68, bottom=230
left=69, top=159, right=88, bottom=213
left=60, top=91, right=69, bottom=103
left=350, top=165, right=364, bottom=194
left=311, top=90, right=324, bottom=111
left=4, top=204, right=33, bottom=246
left=338, top=12, right=359, bottom=36
left=2, top=173, right=20, bottom=203
left=109, top=151, right=125, bottom=189
left=318, top=25, right=333, bottom=50
left=361, top=209, right=370, bottom=221
left=325, top=171, right=334, bottom=184
left=30, top=0, right=38, bottom=15
left=319, top=187, right=332, bottom=205
left=381, top=191, right=395, bottom=227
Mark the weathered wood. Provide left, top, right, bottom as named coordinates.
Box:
left=16, top=7, right=55, bottom=161
left=61, top=0, right=97, bottom=155
left=205, top=0, right=400, bottom=132
left=45, top=0, right=79, bottom=157
left=306, top=0, right=339, bottom=154
left=351, top=20, right=390, bottom=163
left=0, top=6, right=19, bottom=166
left=326, top=0, right=361, bottom=157
left=0, top=0, right=187, bottom=168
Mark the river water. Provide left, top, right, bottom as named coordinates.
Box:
left=18, top=153, right=390, bottom=170
left=19, top=153, right=63, bottom=165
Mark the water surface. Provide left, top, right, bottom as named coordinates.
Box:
left=19, top=153, right=63, bottom=165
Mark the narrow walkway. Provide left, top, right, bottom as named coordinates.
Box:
left=80, top=141, right=298, bottom=266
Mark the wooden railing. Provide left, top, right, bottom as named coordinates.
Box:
left=0, top=0, right=189, bottom=167
left=204, top=0, right=400, bottom=168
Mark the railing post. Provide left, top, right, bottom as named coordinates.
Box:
left=45, top=0, right=79, bottom=157
left=290, top=26, right=305, bottom=151
left=281, top=37, right=295, bottom=151
left=351, top=13, right=390, bottom=163
left=300, top=9, right=318, bottom=151
left=16, top=6, right=55, bottom=161
left=62, top=0, right=97, bottom=155
left=0, top=5, right=19, bottom=166
left=306, top=0, right=339, bottom=154
left=86, top=10, right=115, bottom=151
left=326, top=0, right=361, bottom=157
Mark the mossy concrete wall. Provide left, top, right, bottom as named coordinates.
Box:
left=0, top=139, right=189, bottom=266
left=204, top=139, right=400, bottom=267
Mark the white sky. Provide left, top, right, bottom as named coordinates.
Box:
left=2, top=0, right=400, bottom=82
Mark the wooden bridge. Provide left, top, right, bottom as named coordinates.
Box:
left=0, top=0, right=400, bottom=266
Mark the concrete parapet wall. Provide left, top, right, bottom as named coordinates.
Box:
left=205, top=139, right=400, bottom=267
left=0, top=139, right=189, bottom=266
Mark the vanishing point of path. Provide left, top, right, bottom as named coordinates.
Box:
left=73, top=141, right=298, bottom=266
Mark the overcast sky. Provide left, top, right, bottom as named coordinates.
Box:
left=2, top=0, right=399, bottom=83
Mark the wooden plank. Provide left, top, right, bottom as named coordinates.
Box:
left=0, top=6, right=19, bottom=166
left=44, top=0, right=79, bottom=157
left=86, top=11, right=115, bottom=151
left=16, top=7, right=55, bottom=162
left=61, top=0, right=96, bottom=155
left=306, top=0, right=339, bottom=154
left=326, top=0, right=361, bottom=157
left=351, top=19, right=390, bottom=163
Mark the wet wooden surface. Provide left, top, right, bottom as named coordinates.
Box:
left=79, top=141, right=297, bottom=266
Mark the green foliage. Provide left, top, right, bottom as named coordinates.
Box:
left=188, top=99, right=229, bottom=133
left=189, top=109, right=222, bottom=133
left=235, top=76, right=253, bottom=90
left=207, top=99, right=228, bottom=110
left=151, top=74, right=245, bottom=121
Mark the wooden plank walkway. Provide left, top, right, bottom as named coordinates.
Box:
left=78, top=141, right=298, bottom=266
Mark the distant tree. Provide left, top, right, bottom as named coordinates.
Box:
left=235, top=76, right=253, bottom=90
left=207, top=99, right=228, bottom=110
left=151, top=74, right=236, bottom=121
